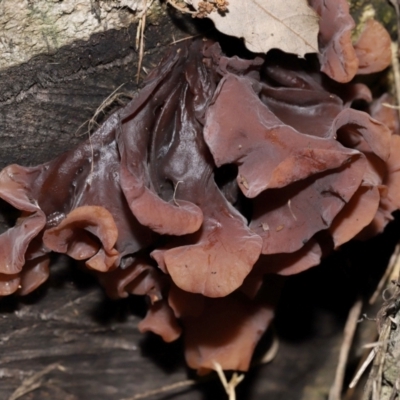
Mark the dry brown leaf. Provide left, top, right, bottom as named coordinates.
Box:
left=186, top=0, right=319, bottom=56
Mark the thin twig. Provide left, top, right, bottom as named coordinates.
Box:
left=83, top=83, right=132, bottom=184
left=362, top=322, right=391, bottom=400
left=121, top=363, right=244, bottom=400
left=137, top=5, right=146, bottom=83
left=121, top=328, right=278, bottom=400
left=172, top=180, right=183, bottom=206
left=374, top=327, right=389, bottom=400
left=135, top=17, right=142, bottom=52
left=370, top=244, right=400, bottom=305
left=169, top=33, right=202, bottom=45
left=348, top=245, right=400, bottom=397
left=391, top=42, right=400, bottom=121
left=136, top=0, right=155, bottom=84
left=349, top=348, right=377, bottom=389
left=260, top=332, right=279, bottom=364
left=213, top=362, right=245, bottom=400
left=389, top=374, right=400, bottom=400
left=8, top=364, right=65, bottom=400
left=329, top=298, right=363, bottom=400
left=74, top=83, right=133, bottom=138
left=382, top=103, right=400, bottom=110
left=362, top=339, right=397, bottom=349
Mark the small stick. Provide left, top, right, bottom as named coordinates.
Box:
left=122, top=330, right=276, bottom=400
left=362, top=322, right=391, bottom=400
left=169, top=33, right=202, bottom=45
left=213, top=362, right=245, bottom=400
left=136, top=0, right=155, bottom=84
left=135, top=18, right=142, bottom=51
left=391, top=42, right=400, bottom=121
left=260, top=332, right=279, bottom=364
left=382, top=103, right=400, bottom=110
left=347, top=245, right=400, bottom=398
left=349, top=347, right=377, bottom=389
left=389, top=374, right=400, bottom=400
left=137, top=2, right=147, bottom=84
left=172, top=180, right=183, bottom=206
left=369, top=244, right=400, bottom=305
left=329, top=298, right=363, bottom=400
left=74, top=83, right=131, bottom=138
left=8, top=364, right=65, bottom=400
left=362, top=339, right=392, bottom=349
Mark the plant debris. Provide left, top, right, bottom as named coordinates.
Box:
left=185, top=0, right=319, bottom=56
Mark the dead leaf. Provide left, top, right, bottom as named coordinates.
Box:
left=186, top=0, right=319, bottom=56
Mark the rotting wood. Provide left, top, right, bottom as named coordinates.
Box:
left=0, top=0, right=156, bottom=71
left=1, top=1, right=400, bottom=400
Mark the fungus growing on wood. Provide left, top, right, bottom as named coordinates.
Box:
left=354, top=19, right=392, bottom=75
left=0, top=10, right=398, bottom=375
left=309, top=0, right=359, bottom=83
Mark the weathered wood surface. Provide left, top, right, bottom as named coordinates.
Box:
left=0, top=2, right=185, bottom=170
left=0, top=219, right=397, bottom=400
left=0, top=1, right=399, bottom=399
left=0, top=0, right=146, bottom=71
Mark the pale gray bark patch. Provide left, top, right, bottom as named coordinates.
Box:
left=0, top=0, right=151, bottom=70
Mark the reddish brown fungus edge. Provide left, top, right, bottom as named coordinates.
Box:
left=0, top=23, right=398, bottom=374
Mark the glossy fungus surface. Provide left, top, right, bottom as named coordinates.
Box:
left=0, top=11, right=398, bottom=372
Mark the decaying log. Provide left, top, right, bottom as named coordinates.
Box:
left=1, top=1, right=400, bottom=399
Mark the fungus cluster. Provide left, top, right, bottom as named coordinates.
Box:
left=0, top=0, right=399, bottom=374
